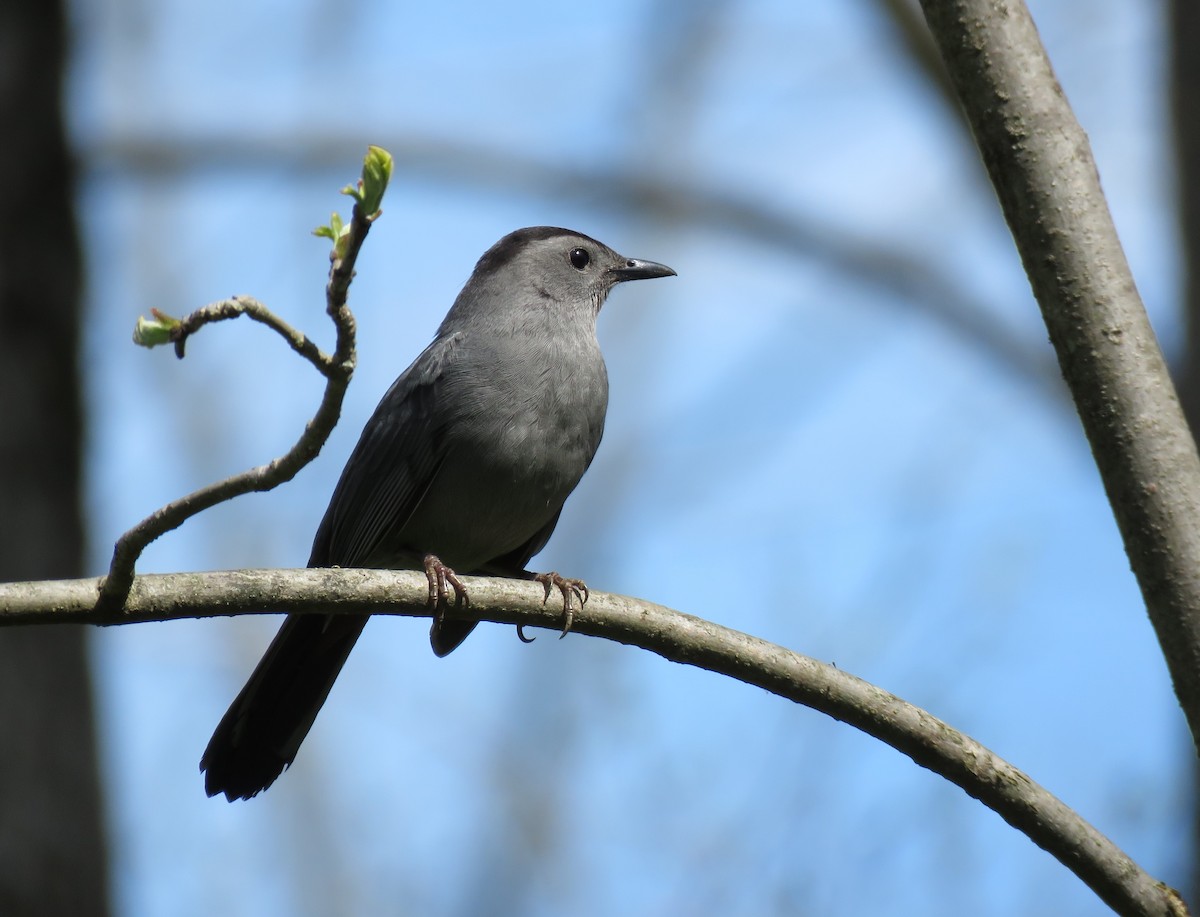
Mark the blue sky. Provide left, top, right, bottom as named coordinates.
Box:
left=67, top=1, right=1186, bottom=914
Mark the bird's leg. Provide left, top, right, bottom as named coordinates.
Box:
left=423, top=554, right=468, bottom=630
left=532, top=571, right=589, bottom=639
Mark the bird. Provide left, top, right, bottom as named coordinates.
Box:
left=200, top=226, right=675, bottom=800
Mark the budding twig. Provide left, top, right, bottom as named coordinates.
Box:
left=96, top=146, right=393, bottom=612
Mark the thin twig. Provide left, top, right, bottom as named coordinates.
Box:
left=0, top=568, right=1188, bottom=916
left=95, top=201, right=372, bottom=613
left=169, top=295, right=333, bottom=369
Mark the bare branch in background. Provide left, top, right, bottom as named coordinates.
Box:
left=1168, top=0, right=1200, bottom=905
left=86, top=134, right=1064, bottom=398
left=875, top=0, right=961, bottom=118
left=920, top=0, right=1200, bottom=761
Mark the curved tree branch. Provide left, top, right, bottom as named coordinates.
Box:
left=95, top=148, right=392, bottom=612
left=0, top=569, right=1187, bottom=916
left=149, top=294, right=336, bottom=368
left=918, top=1, right=1200, bottom=752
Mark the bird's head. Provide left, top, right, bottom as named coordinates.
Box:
left=444, top=227, right=675, bottom=332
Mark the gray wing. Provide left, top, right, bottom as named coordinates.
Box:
left=308, top=332, right=462, bottom=568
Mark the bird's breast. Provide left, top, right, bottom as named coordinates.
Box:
left=458, top=345, right=608, bottom=494
left=397, top=335, right=609, bottom=569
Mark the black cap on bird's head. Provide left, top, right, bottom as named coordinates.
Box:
left=444, top=226, right=675, bottom=329
left=474, top=226, right=674, bottom=281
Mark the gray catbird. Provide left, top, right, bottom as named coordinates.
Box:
left=200, top=226, right=675, bottom=800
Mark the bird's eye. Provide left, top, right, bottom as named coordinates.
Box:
left=569, top=248, right=590, bottom=270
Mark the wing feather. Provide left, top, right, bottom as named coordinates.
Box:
left=308, top=333, right=463, bottom=568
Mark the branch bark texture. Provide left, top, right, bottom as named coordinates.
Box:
left=919, top=1, right=1200, bottom=751
left=0, top=570, right=1186, bottom=916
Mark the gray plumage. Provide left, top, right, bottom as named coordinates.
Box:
left=200, top=227, right=675, bottom=800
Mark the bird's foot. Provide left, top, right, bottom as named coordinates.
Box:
left=423, top=554, right=468, bottom=620
left=425, top=555, right=477, bottom=657
left=530, top=571, right=588, bottom=639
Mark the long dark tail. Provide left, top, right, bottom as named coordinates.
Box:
left=200, top=614, right=368, bottom=801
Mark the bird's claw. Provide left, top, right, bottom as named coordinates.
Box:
left=533, top=571, right=588, bottom=639
left=423, top=554, right=468, bottom=626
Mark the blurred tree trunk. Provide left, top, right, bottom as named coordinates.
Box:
left=1175, top=3, right=1200, bottom=420
left=0, top=3, right=112, bottom=916
left=1171, top=0, right=1200, bottom=905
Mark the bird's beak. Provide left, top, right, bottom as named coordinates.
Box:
left=609, top=258, right=677, bottom=282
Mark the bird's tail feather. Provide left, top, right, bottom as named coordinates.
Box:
left=200, top=613, right=369, bottom=801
